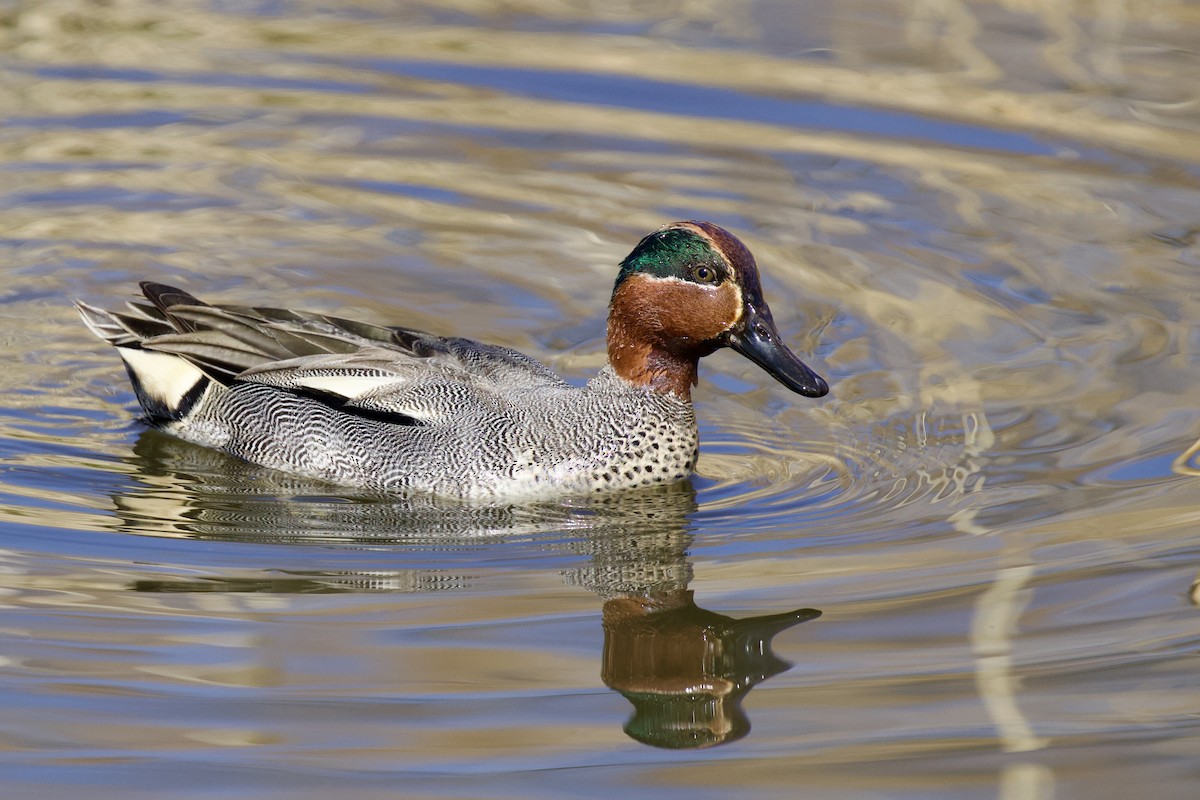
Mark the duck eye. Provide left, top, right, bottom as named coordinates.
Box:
left=692, top=265, right=719, bottom=285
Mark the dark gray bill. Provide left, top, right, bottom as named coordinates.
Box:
left=728, top=305, right=829, bottom=397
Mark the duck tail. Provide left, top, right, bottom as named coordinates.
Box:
left=76, top=292, right=211, bottom=424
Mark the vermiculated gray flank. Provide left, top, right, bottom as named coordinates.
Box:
left=78, top=287, right=697, bottom=499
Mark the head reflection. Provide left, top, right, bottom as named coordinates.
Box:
left=601, top=591, right=819, bottom=749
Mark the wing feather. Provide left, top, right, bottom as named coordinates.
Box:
left=86, top=283, right=570, bottom=416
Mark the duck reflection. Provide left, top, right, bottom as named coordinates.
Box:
left=120, top=428, right=821, bottom=749
left=601, top=592, right=818, bottom=748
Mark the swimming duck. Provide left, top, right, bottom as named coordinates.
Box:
left=77, top=221, right=828, bottom=499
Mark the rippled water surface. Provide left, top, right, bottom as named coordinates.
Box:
left=3, top=1, right=1200, bottom=797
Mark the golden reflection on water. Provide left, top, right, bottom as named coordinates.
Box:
left=1, top=0, right=1199, bottom=796
left=602, top=592, right=819, bottom=749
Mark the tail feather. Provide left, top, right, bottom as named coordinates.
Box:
left=76, top=300, right=133, bottom=344
left=140, top=281, right=205, bottom=306
left=75, top=295, right=212, bottom=423
left=109, top=309, right=176, bottom=341
left=123, top=299, right=171, bottom=323
left=77, top=281, right=427, bottom=424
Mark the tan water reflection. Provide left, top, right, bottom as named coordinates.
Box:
left=602, top=593, right=818, bottom=749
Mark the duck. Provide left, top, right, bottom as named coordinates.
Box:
left=77, top=221, right=829, bottom=499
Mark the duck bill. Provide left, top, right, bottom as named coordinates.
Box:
left=727, top=305, right=829, bottom=397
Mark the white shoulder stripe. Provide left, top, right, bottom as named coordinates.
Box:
left=290, top=374, right=401, bottom=399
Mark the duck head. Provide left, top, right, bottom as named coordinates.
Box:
left=607, top=221, right=830, bottom=400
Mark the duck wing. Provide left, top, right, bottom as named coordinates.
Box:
left=236, top=346, right=559, bottom=423
left=88, top=282, right=569, bottom=403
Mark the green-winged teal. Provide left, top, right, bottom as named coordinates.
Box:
left=77, top=221, right=829, bottom=498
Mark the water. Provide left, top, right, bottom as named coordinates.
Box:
left=2, top=1, right=1199, bottom=797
